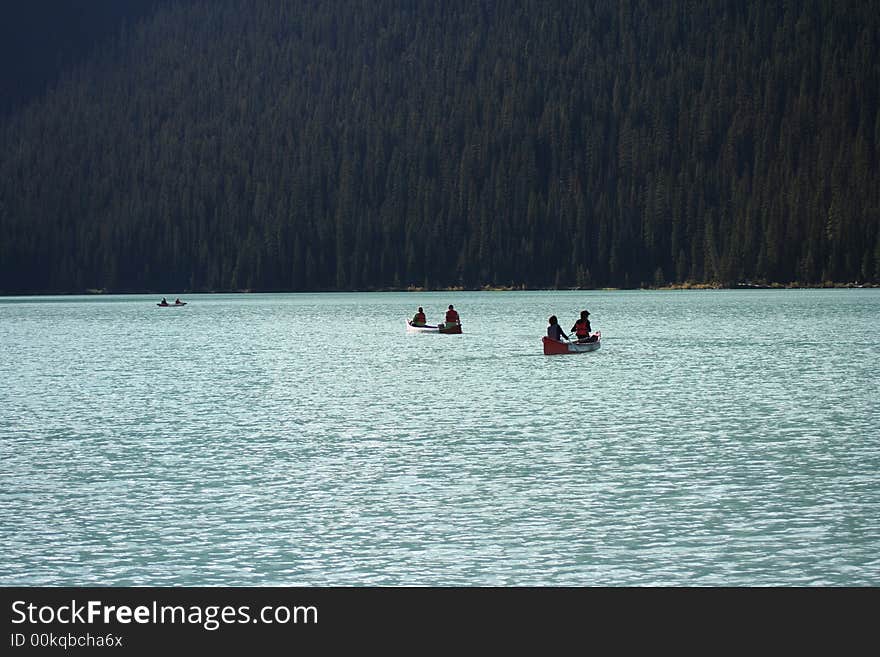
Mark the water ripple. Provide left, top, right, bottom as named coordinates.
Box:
left=1, top=290, right=879, bottom=585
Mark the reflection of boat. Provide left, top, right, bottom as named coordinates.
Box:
left=542, top=332, right=601, bottom=355
left=405, top=320, right=462, bottom=334
left=157, top=302, right=187, bottom=307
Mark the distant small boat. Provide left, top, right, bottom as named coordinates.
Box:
left=157, top=302, right=187, bottom=307
left=542, top=332, right=601, bottom=355
left=406, top=319, right=462, bottom=334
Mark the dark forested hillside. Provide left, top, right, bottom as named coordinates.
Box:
left=0, top=1, right=170, bottom=117
left=1, top=0, right=878, bottom=293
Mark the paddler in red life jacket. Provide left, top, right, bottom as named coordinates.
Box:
left=412, top=306, right=427, bottom=326
left=571, top=309, right=596, bottom=342
left=445, top=304, right=460, bottom=325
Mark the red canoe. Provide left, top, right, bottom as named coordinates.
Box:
left=543, top=332, right=601, bottom=355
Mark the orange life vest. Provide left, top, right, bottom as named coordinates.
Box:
left=574, top=319, right=589, bottom=338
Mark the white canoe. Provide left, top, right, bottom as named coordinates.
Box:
left=405, top=319, right=462, bottom=334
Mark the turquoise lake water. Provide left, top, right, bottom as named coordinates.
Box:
left=1, top=289, right=878, bottom=585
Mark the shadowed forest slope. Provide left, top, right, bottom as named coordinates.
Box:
left=1, top=0, right=878, bottom=293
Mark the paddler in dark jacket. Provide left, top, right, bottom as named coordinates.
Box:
left=571, top=309, right=597, bottom=342
left=547, top=315, right=569, bottom=341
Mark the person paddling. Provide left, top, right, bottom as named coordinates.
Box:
left=159, top=297, right=169, bottom=306
left=571, top=309, right=596, bottom=342
left=445, top=304, right=460, bottom=325
left=175, top=298, right=183, bottom=305
left=547, top=315, right=569, bottom=341
left=412, top=306, right=427, bottom=326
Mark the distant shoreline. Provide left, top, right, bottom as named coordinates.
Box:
left=0, top=281, right=876, bottom=297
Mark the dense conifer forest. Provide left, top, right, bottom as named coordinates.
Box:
left=1, top=0, right=878, bottom=294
